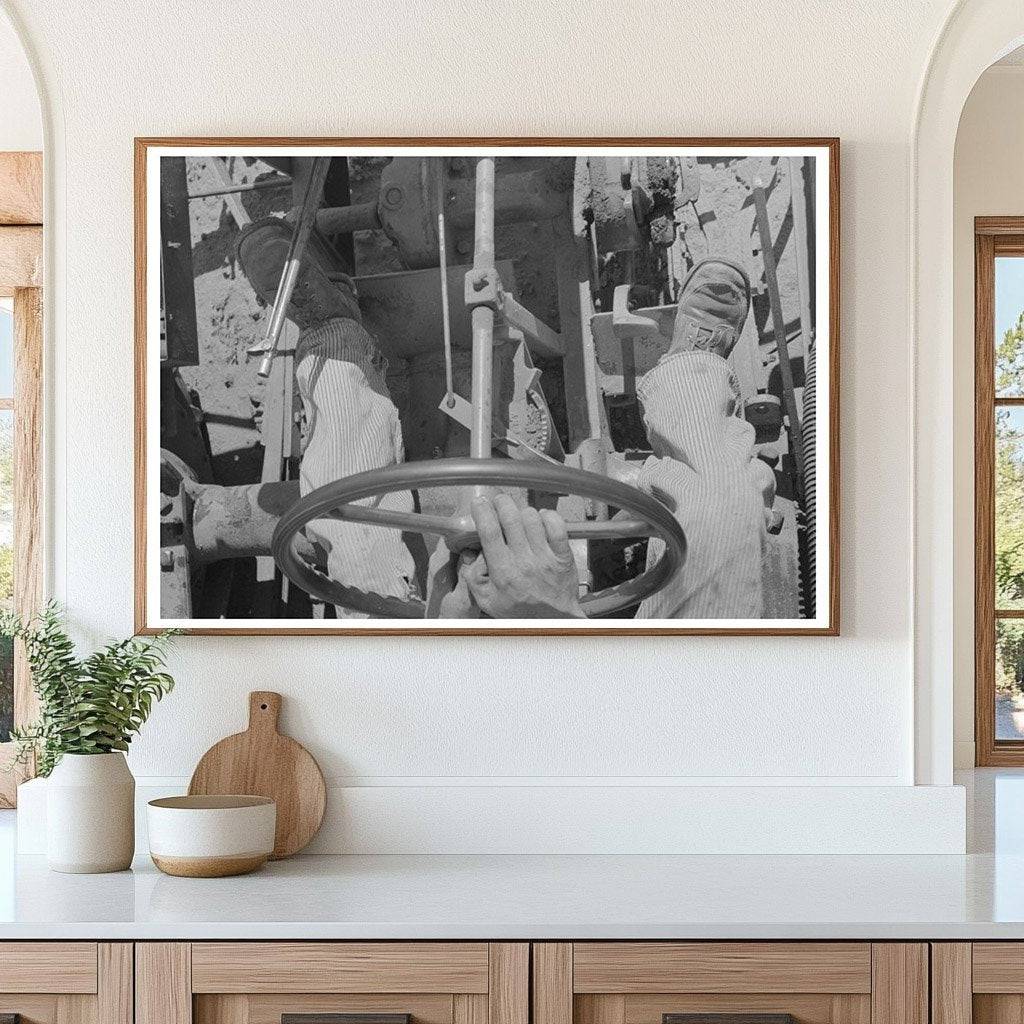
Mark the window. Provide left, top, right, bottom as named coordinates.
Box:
left=0, top=150, right=43, bottom=805
left=976, top=220, right=1024, bottom=764
left=0, top=299, right=12, bottom=744
left=0, top=286, right=42, bottom=805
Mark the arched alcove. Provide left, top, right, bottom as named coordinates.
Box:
left=951, top=49, right=1024, bottom=770
left=914, top=0, right=1024, bottom=785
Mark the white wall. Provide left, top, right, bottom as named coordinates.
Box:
left=0, top=0, right=975, bottom=851
left=952, top=64, right=1024, bottom=768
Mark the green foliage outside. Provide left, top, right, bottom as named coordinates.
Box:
left=0, top=413, right=12, bottom=741
left=0, top=603, right=178, bottom=776
left=0, top=421, right=11, bottom=502
left=0, top=546, right=12, bottom=605
left=0, top=633, right=11, bottom=743
left=996, top=312, right=1024, bottom=693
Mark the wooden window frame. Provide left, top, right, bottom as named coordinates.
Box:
left=0, top=151, right=43, bottom=806
left=975, top=216, right=1024, bottom=765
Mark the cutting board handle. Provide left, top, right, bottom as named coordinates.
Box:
left=248, top=691, right=282, bottom=734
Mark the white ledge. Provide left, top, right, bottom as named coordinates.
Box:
left=1, top=849, right=1022, bottom=940
left=15, top=778, right=968, bottom=857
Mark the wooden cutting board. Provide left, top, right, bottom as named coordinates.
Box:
left=188, top=691, right=326, bottom=859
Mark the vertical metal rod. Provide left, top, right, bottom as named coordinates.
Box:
left=469, top=157, right=496, bottom=461
left=551, top=190, right=598, bottom=447
left=753, top=176, right=805, bottom=491
left=437, top=168, right=455, bottom=408
left=160, top=156, right=200, bottom=366
left=257, top=156, right=330, bottom=378
left=789, top=156, right=815, bottom=363
left=578, top=278, right=603, bottom=438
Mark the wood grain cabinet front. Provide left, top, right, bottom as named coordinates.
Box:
left=0, top=943, right=132, bottom=1024
left=136, top=943, right=528, bottom=1024
left=932, top=943, right=1024, bottom=1024
left=533, top=944, right=929, bottom=1024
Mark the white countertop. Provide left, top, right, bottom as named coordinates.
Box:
left=1, top=769, right=1022, bottom=941
left=1, top=848, right=1023, bottom=940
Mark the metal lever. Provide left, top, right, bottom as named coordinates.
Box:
left=665, top=1015, right=796, bottom=1024
left=611, top=284, right=659, bottom=341
left=255, top=156, right=331, bottom=378
left=438, top=392, right=559, bottom=465
left=283, top=1016, right=411, bottom=1024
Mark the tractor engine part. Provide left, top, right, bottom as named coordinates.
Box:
left=315, top=156, right=577, bottom=270
left=744, top=395, right=784, bottom=444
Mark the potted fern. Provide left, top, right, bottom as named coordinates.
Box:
left=2, top=604, right=177, bottom=873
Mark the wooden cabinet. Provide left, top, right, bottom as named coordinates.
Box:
left=136, top=943, right=528, bottom=1024
left=0, top=942, right=132, bottom=1024
left=532, top=944, right=928, bottom=1024
left=0, top=938, right=942, bottom=1024
left=932, top=943, right=1024, bottom=1024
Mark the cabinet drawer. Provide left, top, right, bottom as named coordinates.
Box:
left=534, top=943, right=926, bottom=1024
left=572, top=944, right=872, bottom=994
left=0, top=942, right=98, bottom=993
left=934, top=943, right=1024, bottom=1024
left=973, top=943, right=1024, bottom=992
left=196, top=993, right=458, bottom=1024
left=191, top=943, right=490, bottom=993
left=139, top=942, right=528, bottom=1024
left=0, top=942, right=130, bottom=1024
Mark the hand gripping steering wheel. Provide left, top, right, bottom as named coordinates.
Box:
left=271, top=457, right=687, bottom=619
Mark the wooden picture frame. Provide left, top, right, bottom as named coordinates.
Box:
left=0, top=151, right=43, bottom=806
left=135, top=138, right=840, bottom=636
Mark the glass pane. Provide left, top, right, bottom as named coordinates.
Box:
left=996, top=256, right=1024, bottom=397
left=0, top=409, right=11, bottom=742
left=0, top=301, right=11, bottom=401
left=998, top=619, right=1024, bottom=739
left=997, top=407, right=1024, bottom=609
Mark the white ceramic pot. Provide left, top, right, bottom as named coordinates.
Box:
left=46, top=752, right=135, bottom=873
left=147, top=795, right=276, bottom=877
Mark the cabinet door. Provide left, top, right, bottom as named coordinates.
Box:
left=937, top=943, right=1024, bottom=1024
left=137, top=943, right=528, bottom=1024
left=534, top=943, right=927, bottom=1024
left=0, top=942, right=132, bottom=1024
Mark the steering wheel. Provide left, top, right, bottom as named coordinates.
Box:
left=271, top=457, right=687, bottom=619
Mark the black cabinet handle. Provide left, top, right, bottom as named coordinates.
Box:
left=665, top=1015, right=796, bottom=1024
left=283, top=1015, right=411, bottom=1024
left=1, top=1015, right=21, bottom=1024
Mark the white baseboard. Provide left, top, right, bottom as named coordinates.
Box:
left=17, top=778, right=967, bottom=856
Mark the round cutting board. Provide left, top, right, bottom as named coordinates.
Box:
left=188, top=691, right=326, bottom=859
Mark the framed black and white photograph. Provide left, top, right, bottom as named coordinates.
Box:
left=135, top=139, right=839, bottom=635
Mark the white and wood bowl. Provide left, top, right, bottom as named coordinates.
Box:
left=147, top=795, right=276, bottom=877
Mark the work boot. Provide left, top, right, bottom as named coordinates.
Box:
left=235, top=216, right=362, bottom=331
left=667, top=258, right=751, bottom=361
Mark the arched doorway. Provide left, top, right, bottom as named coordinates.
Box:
left=914, top=0, right=1024, bottom=785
